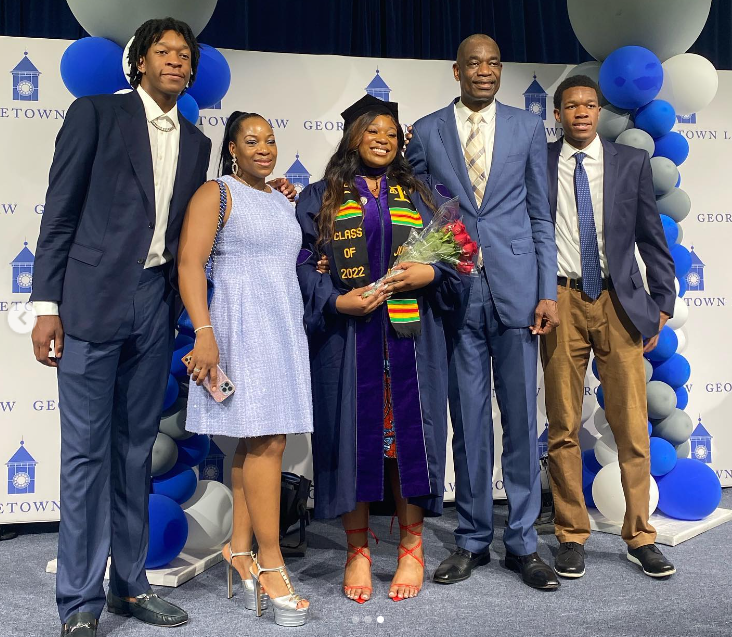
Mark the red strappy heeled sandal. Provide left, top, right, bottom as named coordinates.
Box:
left=343, top=527, right=378, bottom=604
left=390, top=520, right=425, bottom=602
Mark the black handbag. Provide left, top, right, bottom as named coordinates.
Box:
left=279, top=472, right=311, bottom=555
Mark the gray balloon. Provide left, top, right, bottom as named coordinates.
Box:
left=656, top=188, right=691, bottom=223
left=675, top=439, right=691, bottom=459
left=650, top=157, right=679, bottom=197
left=159, top=407, right=193, bottom=441
left=67, top=0, right=218, bottom=47
left=676, top=224, right=684, bottom=245
left=644, top=359, right=654, bottom=384
left=567, top=61, right=607, bottom=105
left=597, top=105, right=633, bottom=142
left=646, top=381, right=677, bottom=420
left=615, top=128, right=655, bottom=156
left=653, top=409, right=693, bottom=445
left=151, top=432, right=178, bottom=477
left=567, top=0, right=712, bottom=62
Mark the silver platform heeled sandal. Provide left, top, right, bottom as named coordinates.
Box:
left=250, top=556, right=309, bottom=627
left=224, top=543, right=269, bottom=611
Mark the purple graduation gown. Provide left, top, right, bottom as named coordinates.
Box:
left=295, top=175, right=466, bottom=519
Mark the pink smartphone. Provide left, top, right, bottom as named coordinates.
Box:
left=181, top=354, right=235, bottom=403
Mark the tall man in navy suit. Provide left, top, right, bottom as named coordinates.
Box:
left=406, top=34, right=560, bottom=590
left=30, top=18, right=211, bottom=637
left=543, top=75, right=676, bottom=580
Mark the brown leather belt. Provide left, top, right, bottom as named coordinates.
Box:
left=557, top=276, right=613, bottom=291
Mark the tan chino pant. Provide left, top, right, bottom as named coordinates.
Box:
left=540, top=283, right=656, bottom=549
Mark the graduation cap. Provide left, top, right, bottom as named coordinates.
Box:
left=341, top=94, right=399, bottom=132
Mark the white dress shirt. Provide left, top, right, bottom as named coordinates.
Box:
left=555, top=134, right=609, bottom=279
left=454, top=99, right=497, bottom=184
left=34, top=85, right=180, bottom=316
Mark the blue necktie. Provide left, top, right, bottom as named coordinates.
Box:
left=574, top=152, right=602, bottom=300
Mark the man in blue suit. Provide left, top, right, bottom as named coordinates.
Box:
left=406, top=34, right=560, bottom=590
left=543, top=75, right=676, bottom=580
left=30, top=18, right=211, bottom=637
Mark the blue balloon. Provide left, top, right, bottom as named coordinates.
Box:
left=649, top=437, right=677, bottom=477
left=177, top=93, right=199, bottom=125
left=653, top=131, right=690, bottom=166
left=656, top=458, right=722, bottom=520
left=596, top=385, right=605, bottom=410
left=163, top=375, right=179, bottom=411
left=176, top=433, right=211, bottom=467
left=660, top=215, right=679, bottom=247
left=646, top=325, right=678, bottom=362
left=146, top=494, right=188, bottom=568
left=591, top=358, right=600, bottom=381
left=598, top=46, right=663, bottom=110
left=174, top=332, right=195, bottom=350
left=677, top=276, right=687, bottom=298
left=583, top=481, right=596, bottom=509
left=187, top=44, right=231, bottom=110
left=651, top=353, right=691, bottom=389
left=634, top=100, right=676, bottom=138
left=60, top=37, right=128, bottom=98
left=675, top=386, right=689, bottom=410
left=670, top=244, right=692, bottom=278
left=648, top=421, right=653, bottom=436
left=170, top=345, right=193, bottom=379
left=582, top=448, right=602, bottom=476
left=152, top=462, right=198, bottom=504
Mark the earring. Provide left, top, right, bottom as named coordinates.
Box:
left=231, top=154, right=238, bottom=176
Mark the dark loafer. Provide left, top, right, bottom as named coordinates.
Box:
left=107, top=589, right=188, bottom=626
left=433, top=547, right=491, bottom=584
left=555, top=542, right=586, bottom=578
left=504, top=551, right=560, bottom=590
left=61, top=612, right=98, bottom=636
left=627, top=544, right=676, bottom=578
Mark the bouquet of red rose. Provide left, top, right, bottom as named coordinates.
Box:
left=363, top=196, right=479, bottom=298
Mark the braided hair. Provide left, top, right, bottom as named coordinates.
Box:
left=127, top=17, right=200, bottom=90
left=219, top=111, right=266, bottom=176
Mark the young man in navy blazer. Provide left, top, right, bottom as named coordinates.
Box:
left=542, top=75, right=676, bottom=580
left=30, top=18, right=211, bottom=637
left=407, top=34, right=560, bottom=591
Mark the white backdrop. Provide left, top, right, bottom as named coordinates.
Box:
left=1, top=36, right=730, bottom=523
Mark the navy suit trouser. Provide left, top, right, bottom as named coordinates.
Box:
left=55, top=266, right=174, bottom=622
left=447, top=271, right=541, bottom=556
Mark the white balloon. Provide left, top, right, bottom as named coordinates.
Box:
left=597, top=105, right=633, bottom=142
left=667, top=296, right=689, bottom=330
left=676, top=224, right=684, bottom=245
left=593, top=462, right=659, bottom=523
left=114, top=88, right=132, bottom=94
left=581, top=393, right=595, bottom=425
left=593, top=409, right=611, bottom=437
left=67, top=0, right=218, bottom=47
left=615, top=128, right=655, bottom=156
left=675, top=328, right=687, bottom=354
left=182, top=480, right=233, bottom=551
left=567, top=0, right=712, bottom=62
left=122, top=36, right=134, bottom=88
left=594, top=433, right=618, bottom=467
left=657, top=53, right=719, bottom=116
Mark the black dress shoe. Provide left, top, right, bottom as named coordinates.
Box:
left=504, top=551, right=560, bottom=590
left=107, top=589, right=188, bottom=626
left=555, top=542, right=585, bottom=578
left=433, top=547, right=491, bottom=584
left=61, top=612, right=97, bottom=636
left=627, top=544, right=676, bottom=578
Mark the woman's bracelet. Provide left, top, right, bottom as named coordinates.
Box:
left=194, top=325, right=214, bottom=334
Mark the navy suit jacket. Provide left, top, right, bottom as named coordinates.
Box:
left=31, top=90, right=211, bottom=343
left=547, top=137, right=676, bottom=337
left=406, top=99, right=557, bottom=328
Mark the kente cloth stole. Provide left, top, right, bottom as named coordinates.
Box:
left=331, top=178, right=424, bottom=337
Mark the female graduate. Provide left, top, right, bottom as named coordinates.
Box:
left=296, top=95, right=466, bottom=604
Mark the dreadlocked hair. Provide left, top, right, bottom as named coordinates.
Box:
left=219, top=111, right=266, bottom=176
left=317, top=111, right=436, bottom=248
left=127, top=17, right=200, bottom=90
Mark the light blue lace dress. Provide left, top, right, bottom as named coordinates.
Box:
left=186, top=175, right=313, bottom=437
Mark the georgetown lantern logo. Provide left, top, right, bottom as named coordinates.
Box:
left=284, top=153, right=311, bottom=200
left=198, top=436, right=225, bottom=482
left=690, top=416, right=713, bottom=464
left=537, top=422, right=549, bottom=457
left=10, top=241, right=35, bottom=294
left=7, top=439, right=37, bottom=495
left=365, top=68, right=391, bottom=101
left=11, top=52, right=41, bottom=102
left=676, top=113, right=696, bottom=124
left=523, top=73, right=548, bottom=120
left=685, top=246, right=705, bottom=292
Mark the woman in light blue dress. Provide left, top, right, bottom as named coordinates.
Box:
left=177, top=111, right=312, bottom=627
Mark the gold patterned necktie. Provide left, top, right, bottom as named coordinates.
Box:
left=465, top=112, right=486, bottom=207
